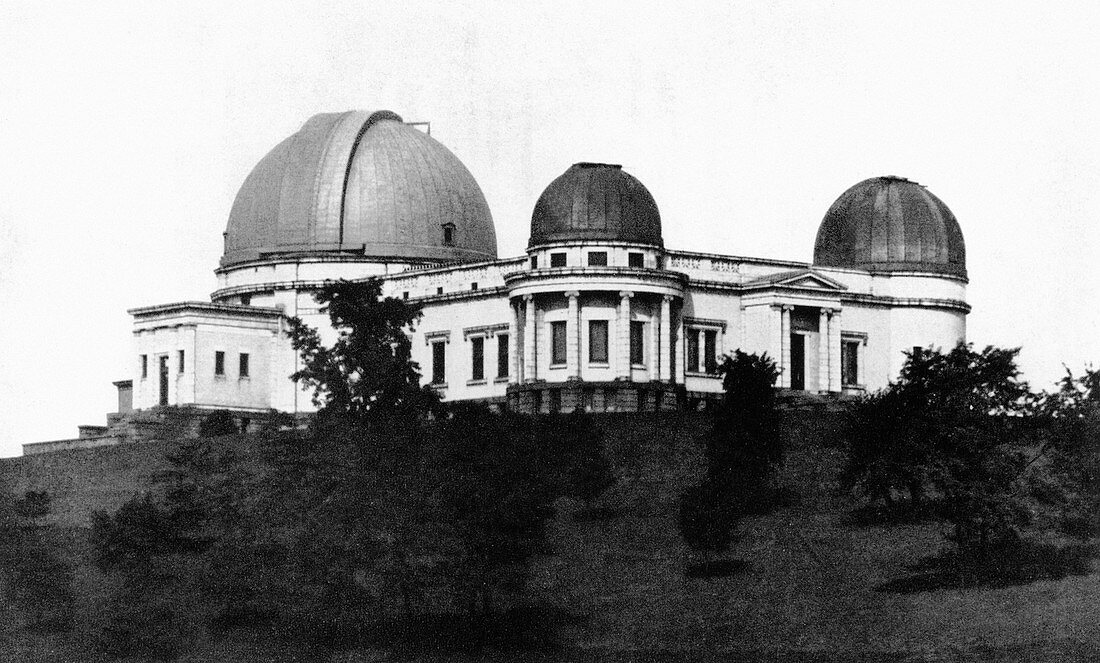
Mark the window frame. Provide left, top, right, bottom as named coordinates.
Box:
left=629, top=320, right=645, bottom=366
left=587, top=251, right=608, bottom=267
left=496, top=334, right=510, bottom=379
left=214, top=351, right=225, bottom=377
left=239, top=352, right=250, bottom=379
left=550, top=320, right=567, bottom=366
left=550, top=252, right=567, bottom=268
left=588, top=319, right=609, bottom=364
left=431, top=340, right=446, bottom=386
left=470, top=335, right=485, bottom=382
left=628, top=252, right=644, bottom=268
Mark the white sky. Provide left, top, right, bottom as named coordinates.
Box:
left=1, top=1, right=1098, bottom=457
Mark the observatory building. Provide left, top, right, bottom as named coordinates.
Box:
left=33, top=109, right=970, bottom=450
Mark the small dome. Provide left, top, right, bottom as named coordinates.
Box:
left=221, top=110, right=497, bottom=268
left=529, top=163, right=662, bottom=247
left=814, top=176, right=966, bottom=278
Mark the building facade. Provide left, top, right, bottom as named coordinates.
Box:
left=123, top=109, right=969, bottom=417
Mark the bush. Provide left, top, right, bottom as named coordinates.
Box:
left=198, top=409, right=238, bottom=437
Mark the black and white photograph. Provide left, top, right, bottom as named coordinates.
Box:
left=1, top=2, right=1098, bottom=661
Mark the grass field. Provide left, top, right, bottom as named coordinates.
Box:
left=3, top=411, right=1099, bottom=662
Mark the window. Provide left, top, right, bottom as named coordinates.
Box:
left=471, top=336, right=485, bottom=381
left=214, top=351, right=225, bottom=376
left=402, top=291, right=409, bottom=300
left=431, top=341, right=446, bottom=385
left=471, top=282, right=478, bottom=291
left=704, top=330, right=718, bottom=374
left=842, top=340, right=860, bottom=386
left=497, top=334, right=509, bottom=378
left=177, top=350, right=185, bottom=374
left=551, top=321, right=567, bottom=365
left=436, top=286, right=443, bottom=295
left=589, top=320, right=609, bottom=363
left=530, top=255, right=538, bottom=269
left=628, top=252, right=644, bottom=268
left=587, top=251, right=607, bottom=266
left=240, top=293, right=251, bottom=306
left=550, top=252, right=566, bottom=267
left=630, top=321, right=644, bottom=365
left=549, top=389, right=562, bottom=413
left=140, top=354, right=148, bottom=379
left=687, top=330, right=700, bottom=372
left=442, top=222, right=455, bottom=246
left=239, top=353, right=250, bottom=378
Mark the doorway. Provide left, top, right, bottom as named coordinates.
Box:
left=790, top=334, right=805, bottom=390
left=158, top=355, right=169, bottom=406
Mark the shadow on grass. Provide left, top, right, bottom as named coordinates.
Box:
left=684, top=558, right=750, bottom=579
left=846, top=500, right=942, bottom=527
left=374, top=604, right=584, bottom=657
left=876, top=540, right=1098, bottom=593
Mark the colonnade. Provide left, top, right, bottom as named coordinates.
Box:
left=512, top=290, right=678, bottom=384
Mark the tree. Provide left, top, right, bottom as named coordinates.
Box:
left=287, top=278, right=440, bottom=423
left=0, top=490, right=74, bottom=631
left=841, top=344, right=1037, bottom=559
left=679, top=351, right=781, bottom=570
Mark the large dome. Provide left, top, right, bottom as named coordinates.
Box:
left=814, top=176, right=966, bottom=278
left=529, top=163, right=662, bottom=247
left=221, top=110, right=497, bottom=268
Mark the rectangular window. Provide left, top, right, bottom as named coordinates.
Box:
left=703, top=330, right=718, bottom=374
left=436, top=286, right=443, bottom=295
left=530, top=255, right=538, bottom=269
left=442, top=223, right=455, bottom=245
left=628, top=252, right=644, bottom=268
left=177, top=350, right=185, bottom=374
left=432, top=341, right=446, bottom=385
left=842, top=340, right=860, bottom=386
left=402, top=291, right=409, bottom=300
left=589, top=320, right=609, bottom=363
left=140, top=354, right=148, bottom=379
left=497, top=334, right=509, bottom=378
left=587, top=251, right=608, bottom=266
left=240, top=293, right=251, bottom=306
left=214, top=351, right=225, bottom=376
left=550, top=252, right=566, bottom=267
left=551, top=320, right=567, bottom=365
left=239, top=353, right=250, bottom=378
left=630, top=321, right=644, bottom=365
left=471, top=282, right=478, bottom=291
left=471, top=336, right=485, bottom=381
left=687, top=329, right=700, bottom=372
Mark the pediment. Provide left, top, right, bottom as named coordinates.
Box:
left=744, top=269, right=847, bottom=291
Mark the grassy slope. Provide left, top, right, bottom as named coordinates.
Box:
left=533, top=412, right=1100, bottom=660
left=2, top=413, right=1099, bottom=661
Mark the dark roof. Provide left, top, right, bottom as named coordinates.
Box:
left=529, top=163, right=662, bottom=247
left=221, top=110, right=497, bottom=268
left=813, top=176, right=967, bottom=278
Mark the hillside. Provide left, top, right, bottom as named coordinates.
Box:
left=2, top=411, right=1098, bottom=661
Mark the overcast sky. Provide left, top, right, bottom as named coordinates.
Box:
left=1, top=1, right=1098, bottom=456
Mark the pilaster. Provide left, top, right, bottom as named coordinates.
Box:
left=818, top=308, right=830, bottom=392
left=618, top=291, right=633, bottom=380
left=566, top=291, right=580, bottom=380
left=523, top=294, right=537, bottom=382
left=659, top=295, right=672, bottom=381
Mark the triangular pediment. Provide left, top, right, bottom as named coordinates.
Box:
left=744, top=269, right=847, bottom=291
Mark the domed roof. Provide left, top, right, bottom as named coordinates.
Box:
left=814, top=176, right=966, bottom=278
left=221, top=110, right=497, bottom=268
left=529, top=163, right=662, bottom=247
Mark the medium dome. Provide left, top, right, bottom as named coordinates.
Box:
left=813, top=176, right=966, bottom=278
left=221, top=110, right=497, bottom=268
left=529, top=163, right=662, bottom=247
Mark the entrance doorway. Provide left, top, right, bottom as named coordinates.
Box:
left=158, top=356, right=169, bottom=406
left=790, top=334, right=805, bottom=390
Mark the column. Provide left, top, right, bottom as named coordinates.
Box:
left=617, top=291, right=633, bottom=380
left=780, top=305, right=792, bottom=388
left=523, top=295, right=536, bottom=382
left=771, top=305, right=784, bottom=365
left=674, top=307, right=685, bottom=384
left=509, top=300, right=520, bottom=383
left=818, top=308, right=830, bottom=392
left=659, top=296, right=672, bottom=381
left=829, top=309, right=842, bottom=391
left=566, top=291, right=580, bottom=380
left=648, top=302, right=660, bottom=380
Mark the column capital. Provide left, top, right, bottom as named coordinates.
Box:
left=782, top=304, right=794, bottom=312
left=564, top=290, right=580, bottom=299
left=619, top=290, right=634, bottom=300
left=523, top=293, right=534, bottom=302
left=662, top=294, right=675, bottom=302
